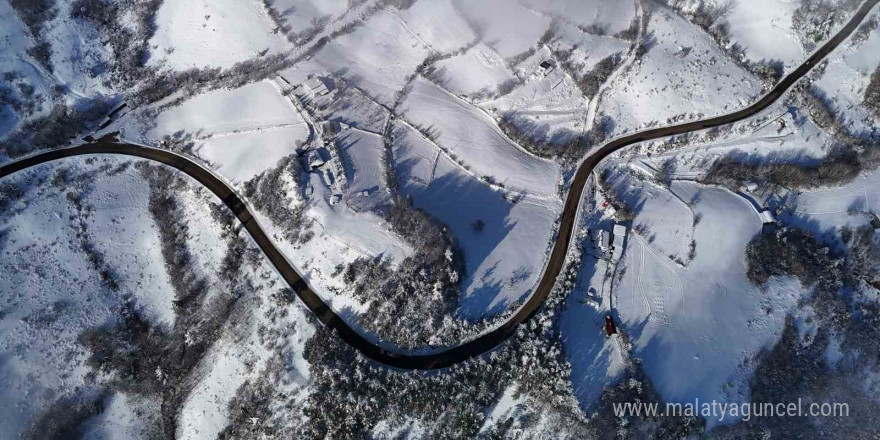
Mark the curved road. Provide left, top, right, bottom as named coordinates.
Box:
left=2, top=0, right=877, bottom=370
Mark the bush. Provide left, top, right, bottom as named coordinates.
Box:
left=703, top=143, right=879, bottom=190
left=498, top=113, right=588, bottom=159
left=343, top=195, right=465, bottom=348
left=19, top=390, right=108, bottom=440
left=864, top=65, right=880, bottom=119
left=745, top=226, right=843, bottom=290
left=243, top=155, right=313, bottom=244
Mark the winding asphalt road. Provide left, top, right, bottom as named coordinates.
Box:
left=2, top=0, right=877, bottom=370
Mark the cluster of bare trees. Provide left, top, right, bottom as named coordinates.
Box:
left=243, top=155, right=314, bottom=245
left=557, top=51, right=623, bottom=100
left=5, top=0, right=165, bottom=156
left=865, top=65, right=880, bottom=119
left=0, top=72, right=46, bottom=122
left=704, top=141, right=879, bottom=190
left=342, top=195, right=464, bottom=348
left=740, top=223, right=880, bottom=437
left=498, top=113, right=588, bottom=159
left=598, top=168, right=636, bottom=221
left=746, top=226, right=844, bottom=288
left=2, top=101, right=113, bottom=158
left=282, top=227, right=708, bottom=439
left=134, top=53, right=293, bottom=109
left=9, top=0, right=56, bottom=71
left=792, top=0, right=861, bottom=50
left=294, top=261, right=589, bottom=439
left=65, top=0, right=165, bottom=85
left=69, top=163, right=259, bottom=438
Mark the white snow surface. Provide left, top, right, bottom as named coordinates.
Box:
left=392, top=124, right=560, bottom=318
left=303, top=11, right=433, bottom=106
left=0, top=157, right=176, bottom=439
left=599, top=6, right=762, bottom=137
left=433, top=43, right=516, bottom=97
left=145, top=80, right=309, bottom=182
left=452, top=0, right=551, bottom=59
left=395, top=0, right=477, bottom=54
left=726, top=0, right=805, bottom=69
left=266, top=0, right=349, bottom=38
left=400, top=77, right=561, bottom=197
left=149, top=0, right=290, bottom=70
left=518, top=0, right=638, bottom=35
left=813, top=17, right=880, bottom=135
left=611, top=177, right=804, bottom=426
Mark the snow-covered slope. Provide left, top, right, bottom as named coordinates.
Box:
left=392, top=123, right=561, bottom=318
left=400, top=77, right=561, bottom=196
left=149, top=0, right=291, bottom=70
left=598, top=5, right=762, bottom=137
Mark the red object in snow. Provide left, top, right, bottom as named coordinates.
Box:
left=602, top=200, right=611, bottom=208
left=604, top=315, right=617, bottom=336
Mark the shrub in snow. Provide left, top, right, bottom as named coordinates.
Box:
left=864, top=65, right=880, bottom=119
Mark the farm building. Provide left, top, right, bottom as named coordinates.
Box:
left=589, top=229, right=610, bottom=258
left=304, top=77, right=334, bottom=97
left=306, top=149, right=325, bottom=170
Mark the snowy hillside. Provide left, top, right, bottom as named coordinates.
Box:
left=3, top=0, right=880, bottom=438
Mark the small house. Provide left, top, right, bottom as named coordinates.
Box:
left=590, top=229, right=610, bottom=257
left=539, top=60, right=554, bottom=73
left=759, top=209, right=776, bottom=224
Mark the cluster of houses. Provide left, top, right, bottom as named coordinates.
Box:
left=292, top=76, right=348, bottom=201
left=587, top=223, right=628, bottom=263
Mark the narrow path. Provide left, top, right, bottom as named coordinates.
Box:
left=1, top=0, right=877, bottom=370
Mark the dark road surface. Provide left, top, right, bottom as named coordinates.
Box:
left=1, top=0, right=877, bottom=370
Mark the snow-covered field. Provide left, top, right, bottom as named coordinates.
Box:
left=598, top=5, right=762, bottom=137
left=0, top=157, right=171, bottom=438
left=336, top=128, right=391, bottom=210
left=610, top=177, right=804, bottom=425
left=400, top=77, right=561, bottom=196
left=148, top=0, right=291, bottom=70
left=294, top=11, right=433, bottom=106
left=0, top=0, right=112, bottom=141
left=786, top=170, right=880, bottom=234
left=726, top=0, right=805, bottom=69
left=433, top=43, right=516, bottom=97
left=392, top=123, right=560, bottom=318
left=396, top=0, right=476, bottom=53
left=453, top=0, right=551, bottom=59
left=0, top=155, right=318, bottom=439
left=519, top=0, right=637, bottom=35
left=266, top=0, right=349, bottom=40
left=813, top=12, right=880, bottom=135
left=138, top=80, right=309, bottom=182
